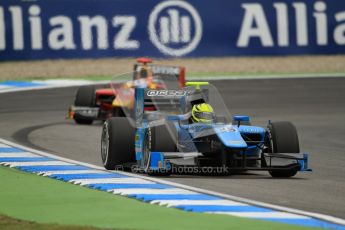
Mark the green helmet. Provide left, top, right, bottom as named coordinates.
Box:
left=191, top=103, right=215, bottom=123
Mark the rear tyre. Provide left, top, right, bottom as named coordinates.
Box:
left=112, top=107, right=126, bottom=117
left=144, top=121, right=177, bottom=176
left=268, top=121, right=299, bottom=178
left=74, top=85, right=96, bottom=125
left=101, top=117, right=135, bottom=170
left=74, top=115, right=94, bottom=125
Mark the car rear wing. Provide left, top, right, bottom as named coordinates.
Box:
left=144, top=89, right=185, bottom=110
left=134, top=85, right=215, bottom=125
left=135, top=88, right=188, bottom=125
left=133, top=64, right=186, bottom=88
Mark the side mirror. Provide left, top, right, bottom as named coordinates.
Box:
left=233, top=115, right=250, bottom=127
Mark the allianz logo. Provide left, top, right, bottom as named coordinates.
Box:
left=0, top=5, right=141, bottom=52
left=0, top=0, right=201, bottom=56
left=156, top=9, right=191, bottom=44
left=237, top=1, right=345, bottom=47
left=148, top=1, right=202, bottom=56
left=0, top=1, right=344, bottom=55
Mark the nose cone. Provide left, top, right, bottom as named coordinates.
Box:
left=215, top=126, right=248, bottom=149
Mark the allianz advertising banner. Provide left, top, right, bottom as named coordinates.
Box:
left=0, top=0, right=345, bottom=60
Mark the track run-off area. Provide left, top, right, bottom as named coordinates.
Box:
left=0, top=77, right=344, bottom=226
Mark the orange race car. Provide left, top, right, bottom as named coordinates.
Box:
left=68, top=58, right=186, bottom=124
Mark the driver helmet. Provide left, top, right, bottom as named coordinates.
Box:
left=191, top=103, right=215, bottom=123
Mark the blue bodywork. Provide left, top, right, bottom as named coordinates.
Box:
left=133, top=87, right=311, bottom=173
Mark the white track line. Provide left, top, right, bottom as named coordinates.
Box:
left=0, top=85, right=11, bottom=90
left=151, top=199, right=247, bottom=207
left=70, top=178, right=155, bottom=185
left=0, top=153, right=40, bottom=158
left=0, top=143, right=14, bottom=147
left=1, top=138, right=345, bottom=225
left=0, top=80, right=108, bottom=94
left=189, top=73, right=345, bottom=81
left=40, top=170, right=108, bottom=176
left=111, top=188, right=196, bottom=195
left=1, top=161, right=74, bottom=167
left=208, top=211, right=310, bottom=219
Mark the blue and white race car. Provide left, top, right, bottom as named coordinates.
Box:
left=101, top=74, right=311, bottom=178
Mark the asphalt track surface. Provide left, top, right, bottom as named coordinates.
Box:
left=0, top=78, right=344, bottom=219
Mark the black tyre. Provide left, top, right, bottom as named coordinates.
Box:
left=268, top=121, right=300, bottom=178
left=74, top=85, right=96, bottom=125
left=144, top=121, right=177, bottom=176
left=74, top=115, right=94, bottom=125
left=150, top=121, right=177, bottom=152
left=112, top=107, right=126, bottom=117
left=75, top=85, right=96, bottom=106
left=101, top=117, right=136, bottom=170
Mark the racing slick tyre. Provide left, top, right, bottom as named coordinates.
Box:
left=101, top=117, right=136, bottom=170
left=150, top=121, right=177, bottom=152
left=268, top=121, right=300, bottom=178
left=144, top=121, right=177, bottom=176
left=112, top=107, right=126, bottom=117
left=74, top=85, right=96, bottom=125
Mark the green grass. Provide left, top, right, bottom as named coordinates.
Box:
left=0, top=214, right=108, bottom=230
left=0, top=166, right=316, bottom=230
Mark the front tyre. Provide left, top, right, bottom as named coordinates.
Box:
left=268, top=121, right=300, bottom=178
left=142, top=121, right=177, bottom=176
left=101, top=117, right=135, bottom=170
